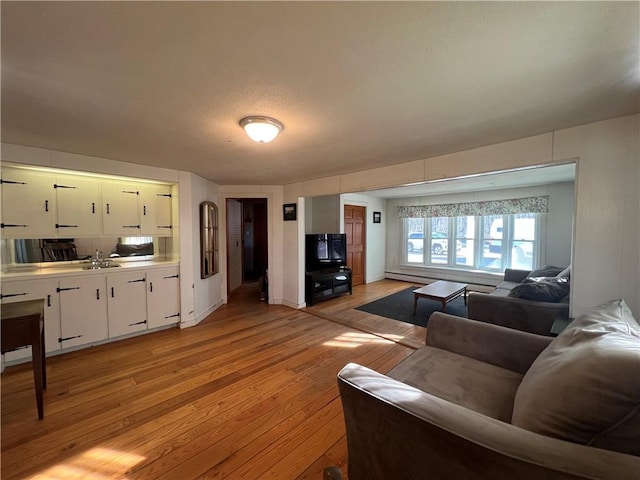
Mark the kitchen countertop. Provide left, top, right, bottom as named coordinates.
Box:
left=1, top=259, right=180, bottom=281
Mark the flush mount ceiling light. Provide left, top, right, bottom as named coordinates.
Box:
left=239, top=116, right=284, bottom=143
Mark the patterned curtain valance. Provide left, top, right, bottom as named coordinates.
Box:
left=397, top=196, right=549, bottom=218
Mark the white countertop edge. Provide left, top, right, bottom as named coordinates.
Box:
left=1, top=259, right=180, bottom=281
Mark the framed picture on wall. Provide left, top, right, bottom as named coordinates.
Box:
left=373, top=211, right=381, bottom=223
left=283, top=203, right=297, bottom=221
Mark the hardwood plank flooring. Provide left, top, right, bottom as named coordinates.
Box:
left=1, top=279, right=420, bottom=479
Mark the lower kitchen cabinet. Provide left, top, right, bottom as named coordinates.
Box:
left=58, top=275, right=108, bottom=349
left=107, top=271, right=148, bottom=338
left=2, top=264, right=180, bottom=363
left=146, top=266, right=180, bottom=328
left=0, top=279, right=61, bottom=362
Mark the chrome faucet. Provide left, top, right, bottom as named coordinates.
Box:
left=88, top=249, right=111, bottom=269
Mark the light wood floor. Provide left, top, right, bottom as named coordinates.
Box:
left=1, top=279, right=423, bottom=480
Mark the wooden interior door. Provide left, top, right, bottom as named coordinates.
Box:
left=344, top=205, right=365, bottom=286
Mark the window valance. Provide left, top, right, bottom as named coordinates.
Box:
left=397, top=196, right=549, bottom=218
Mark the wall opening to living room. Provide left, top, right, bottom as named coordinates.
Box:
left=302, top=162, right=576, bottom=290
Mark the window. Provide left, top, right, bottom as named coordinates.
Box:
left=404, top=213, right=540, bottom=272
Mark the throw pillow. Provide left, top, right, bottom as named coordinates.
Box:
left=555, top=264, right=571, bottom=279
left=508, top=276, right=570, bottom=302
left=511, top=299, right=640, bottom=455
left=527, top=265, right=565, bottom=278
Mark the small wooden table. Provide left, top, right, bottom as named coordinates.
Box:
left=413, top=281, right=468, bottom=315
left=1, top=299, right=46, bottom=419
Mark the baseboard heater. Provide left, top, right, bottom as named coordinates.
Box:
left=384, top=271, right=496, bottom=293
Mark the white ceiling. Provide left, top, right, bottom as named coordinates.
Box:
left=1, top=2, right=638, bottom=187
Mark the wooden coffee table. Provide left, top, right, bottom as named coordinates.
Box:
left=413, top=281, right=468, bottom=315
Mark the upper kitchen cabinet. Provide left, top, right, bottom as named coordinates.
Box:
left=102, top=182, right=141, bottom=236
left=54, top=174, right=102, bottom=236
left=139, top=184, right=173, bottom=236
left=1, top=167, right=56, bottom=238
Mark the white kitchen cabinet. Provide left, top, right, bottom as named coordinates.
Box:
left=1, top=167, right=56, bottom=238
left=146, top=267, right=180, bottom=328
left=1, top=279, right=61, bottom=362
left=106, top=271, right=148, bottom=338
left=58, top=275, right=108, bottom=349
left=102, top=182, right=141, bottom=236
left=139, top=184, right=173, bottom=236
left=55, top=175, right=102, bottom=236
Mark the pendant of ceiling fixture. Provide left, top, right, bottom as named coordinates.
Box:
left=239, top=116, right=284, bottom=143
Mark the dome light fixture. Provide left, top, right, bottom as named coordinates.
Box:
left=239, top=116, right=284, bottom=143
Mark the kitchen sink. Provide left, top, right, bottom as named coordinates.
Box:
left=83, top=264, right=121, bottom=270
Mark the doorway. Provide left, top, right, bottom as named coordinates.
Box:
left=344, top=204, right=366, bottom=286
left=226, top=198, right=268, bottom=300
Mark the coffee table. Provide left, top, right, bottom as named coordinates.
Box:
left=413, top=280, right=468, bottom=315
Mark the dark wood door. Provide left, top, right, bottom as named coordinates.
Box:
left=344, top=205, right=365, bottom=286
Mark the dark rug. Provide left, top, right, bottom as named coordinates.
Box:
left=355, top=286, right=468, bottom=327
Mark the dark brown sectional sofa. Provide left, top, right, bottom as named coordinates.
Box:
left=467, top=267, right=570, bottom=335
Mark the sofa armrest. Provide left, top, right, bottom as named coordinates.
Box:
left=503, top=268, right=531, bottom=283
left=467, top=291, right=569, bottom=336
left=425, top=313, right=551, bottom=374
left=338, top=363, right=640, bottom=480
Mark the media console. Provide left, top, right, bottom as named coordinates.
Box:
left=305, top=267, right=352, bottom=306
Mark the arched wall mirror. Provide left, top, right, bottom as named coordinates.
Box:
left=200, top=201, right=219, bottom=278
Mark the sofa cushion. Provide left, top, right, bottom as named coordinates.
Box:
left=511, top=299, right=640, bottom=455
left=507, top=276, right=570, bottom=302
left=388, top=346, right=523, bottom=422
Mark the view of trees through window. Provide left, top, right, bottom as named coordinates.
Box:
left=405, top=213, right=538, bottom=271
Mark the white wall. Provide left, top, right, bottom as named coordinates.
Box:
left=553, top=115, right=639, bottom=317
left=177, top=171, right=223, bottom=327
left=282, top=115, right=639, bottom=318
left=306, top=195, right=341, bottom=233
left=545, top=182, right=575, bottom=267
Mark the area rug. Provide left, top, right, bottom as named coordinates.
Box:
left=355, top=286, right=468, bottom=327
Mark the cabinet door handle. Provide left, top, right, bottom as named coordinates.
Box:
left=45, top=200, right=49, bottom=212
left=1, top=223, right=29, bottom=228
left=128, top=278, right=146, bottom=283
left=122, top=225, right=140, bottom=229
left=143, top=205, right=147, bottom=216
left=149, top=282, right=153, bottom=293
left=106, top=203, right=110, bottom=214
left=164, top=274, right=179, bottom=279
left=92, top=202, right=95, bottom=214
left=0, top=292, right=28, bottom=299
left=59, top=335, right=83, bottom=343
left=158, top=225, right=172, bottom=229
left=128, top=320, right=147, bottom=327
left=111, top=287, right=114, bottom=298
left=47, top=294, right=51, bottom=307
left=0, top=179, right=26, bottom=185
left=56, top=224, right=79, bottom=228
left=57, top=286, right=80, bottom=292
left=54, top=184, right=77, bottom=189
left=165, top=313, right=180, bottom=319
left=96, top=289, right=100, bottom=300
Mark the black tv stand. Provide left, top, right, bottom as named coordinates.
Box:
left=305, top=267, right=352, bottom=306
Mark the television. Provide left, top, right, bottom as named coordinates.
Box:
left=306, top=233, right=347, bottom=271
